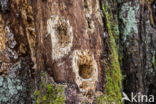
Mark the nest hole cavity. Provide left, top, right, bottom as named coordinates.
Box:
left=79, top=64, right=93, bottom=79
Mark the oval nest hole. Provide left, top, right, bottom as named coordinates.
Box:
left=79, top=64, right=93, bottom=79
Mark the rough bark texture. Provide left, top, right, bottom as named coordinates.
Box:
left=0, top=0, right=108, bottom=104
left=31, top=0, right=106, bottom=103
left=117, top=0, right=156, bottom=103
left=0, top=0, right=155, bottom=104
left=0, top=0, right=35, bottom=103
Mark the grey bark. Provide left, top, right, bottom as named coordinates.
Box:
left=117, top=0, right=156, bottom=103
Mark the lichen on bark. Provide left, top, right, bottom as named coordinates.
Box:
left=118, top=0, right=156, bottom=103
left=0, top=58, right=34, bottom=104
left=119, top=1, right=139, bottom=43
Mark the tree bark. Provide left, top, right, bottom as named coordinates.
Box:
left=0, top=0, right=109, bottom=103
left=0, top=0, right=155, bottom=104
left=31, top=0, right=106, bottom=103
left=117, top=0, right=156, bottom=103
left=0, top=0, right=35, bottom=103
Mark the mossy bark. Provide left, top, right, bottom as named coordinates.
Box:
left=95, top=1, right=123, bottom=104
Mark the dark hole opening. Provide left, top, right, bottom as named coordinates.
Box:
left=79, top=64, right=93, bottom=79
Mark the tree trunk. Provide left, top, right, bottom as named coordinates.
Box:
left=0, top=0, right=113, bottom=104
left=0, top=0, right=155, bottom=104
left=117, top=0, right=156, bottom=103
left=31, top=0, right=114, bottom=103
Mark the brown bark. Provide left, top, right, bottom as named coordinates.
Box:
left=32, top=0, right=105, bottom=103
left=0, top=0, right=107, bottom=103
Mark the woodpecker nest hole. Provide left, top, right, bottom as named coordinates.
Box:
left=72, top=50, right=98, bottom=94
left=79, top=64, right=93, bottom=79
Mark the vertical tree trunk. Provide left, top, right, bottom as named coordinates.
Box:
left=117, top=0, right=156, bottom=103
left=31, top=0, right=106, bottom=103
left=0, top=0, right=121, bottom=104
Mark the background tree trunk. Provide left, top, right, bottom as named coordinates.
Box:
left=117, top=0, right=156, bottom=103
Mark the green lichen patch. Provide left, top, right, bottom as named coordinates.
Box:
left=34, top=71, right=65, bottom=104
left=0, top=76, right=3, bottom=86
left=0, top=59, right=32, bottom=104
left=119, top=2, right=139, bottom=43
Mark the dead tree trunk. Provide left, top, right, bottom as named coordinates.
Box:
left=0, top=0, right=124, bottom=104
left=32, top=0, right=106, bottom=103
left=117, top=0, right=156, bottom=103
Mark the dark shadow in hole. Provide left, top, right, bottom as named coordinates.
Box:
left=79, top=64, right=93, bottom=79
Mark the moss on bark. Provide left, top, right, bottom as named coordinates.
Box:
left=96, top=2, right=123, bottom=104
left=34, top=71, right=65, bottom=104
